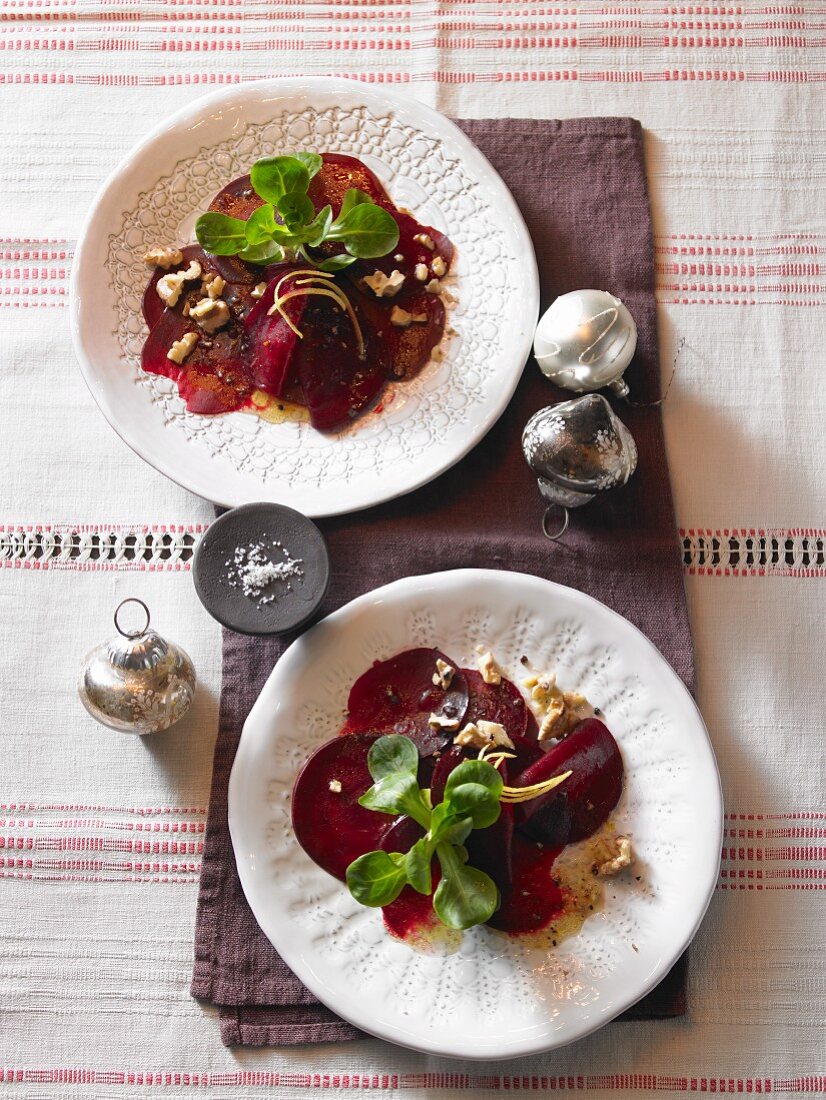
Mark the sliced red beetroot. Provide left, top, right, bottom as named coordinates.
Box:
left=378, top=816, right=442, bottom=942
left=351, top=284, right=445, bottom=383
left=462, top=669, right=529, bottom=741
left=292, top=291, right=387, bottom=431
left=309, top=153, right=388, bottom=215
left=345, top=648, right=469, bottom=757
left=465, top=803, right=514, bottom=895
left=509, top=731, right=544, bottom=773
left=429, top=744, right=466, bottom=806
left=141, top=305, right=252, bottom=414
left=514, top=719, right=624, bottom=848
left=525, top=708, right=540, bottom=740
left=241, top=264, right=308, bottom=396
left=141, top=245, right=203, bottom=330
left=291, top=732, right=395, bottom=882
left=486, top=833, right=565, bottom=934
left=208, top=173, right=264, bottom=223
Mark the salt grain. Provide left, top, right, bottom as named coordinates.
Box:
left=226, top=539, right=304, bottom=608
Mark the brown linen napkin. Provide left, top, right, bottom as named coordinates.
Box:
left=191, top=117, right=694, bottom=1048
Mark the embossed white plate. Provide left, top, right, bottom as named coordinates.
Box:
left=70, top=79, right=539, bottom=515
left=229, top=569, right=722, bottom=1060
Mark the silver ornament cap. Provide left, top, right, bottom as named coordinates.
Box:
left=78, top=599, right=196, bottom=735
left=522, top=394, right=638, bottom=509
left=534, top=288, right=637, bottom=397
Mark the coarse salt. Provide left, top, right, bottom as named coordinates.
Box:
left=225, top=540, right=304, bottom=608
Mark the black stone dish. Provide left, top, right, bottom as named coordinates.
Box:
left=192, top=503, right=330, bottom=636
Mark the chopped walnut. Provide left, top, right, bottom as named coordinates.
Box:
left=202, top=274, right=225, bottom=299
left=190, top=297, right=231, bottom=334
left=328, top=779, right=342, bottom=794
left=475, top=647, right=501, bottom=685
left=413, top=232, right=436, bottom=250
left=428, top=711, right=461, bottom=731
left=166, top=331, right=199, bottom=364
left=155, top=260, right=202, bottom=308
left=251, top=281, right=268, bottom=300
left=363, top=268, right=405, bottom=298
left=432, top=658, right=455, bottom=690
left=524, top=674, right=592, bottom=743
left=390, top=305, right=428, bottom=328
left=414, top=263, right=429, bottom=282
left=595, top=836, right=634, bottom=876
left=431, top=255, right=447, bottom=278
left=425, top=278, right=442, bottom=295
left=143, top=245, right=184, bottom=269
left=454, top=720, right=514, bottom=751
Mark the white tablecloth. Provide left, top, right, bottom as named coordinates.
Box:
left=2, top=4, right=824, bottom=1096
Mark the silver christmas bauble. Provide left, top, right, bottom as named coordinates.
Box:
left=533, top=289, right=637, bottom=397
left=522, top=394, right=638, bottom=510
left=78, top=599, right=196, bottom=735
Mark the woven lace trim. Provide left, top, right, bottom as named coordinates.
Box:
left=2, top=525, right=825, bottom=574
left=0, top=525, right=205, bottom=571
left=682, top=528, right=826, bottom=576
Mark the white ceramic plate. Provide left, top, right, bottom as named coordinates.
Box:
left=70, top=79, right=539, bottom=515
left=229, top=568, right=722, bottom=1060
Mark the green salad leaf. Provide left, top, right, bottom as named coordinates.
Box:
left=345, top=735, right=504, bottom=931
left=195, top=153, right=399, bottom=267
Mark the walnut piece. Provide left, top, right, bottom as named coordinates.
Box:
left=414, top=263, right=429, bottom=281
left=431, top=255, right=447, bottom=278
left=143, top=245, right=183, bottom=269
left=475, top=648, right=501, bottom=685
left=432, top=658, right=455, bottom=690
left=595, top=836, right=634, bottom=876
left=156, top=260, right=202, bottom=308
left=363, top=269, right=405, bottom=298
left=454, top=720, right=514, bottom=751
left=425, top=278, right=442, bottom=295
left=328, top=779, right=342, bottom=794
left=524, top=674, right=592, bottom=743
left=251, top=281, right=268, bottom=300
left=202, top=274, right=225, bottom=299
left=166, top=331, right=199, bottom=364
left=428, top=712, right=461, bottom=731
left=390, top=305, right=428, bottom=328
left=413, top=232, right=436, bottom=250
left=190, top=297, right=231, bottom=334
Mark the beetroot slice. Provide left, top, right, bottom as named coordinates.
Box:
left=142, top=245, right=205, bottom=330
left=430, top=744, right=466, bottom=806
left=350, top=284, right=446, bottom=383
left=509, top=731, right=544, bottom=773
left=514, top=719, right=624, bottom=847
left=208, top=173, right=265, bottom=224
left=309, top=154, right=388, bottom=215
left=241, top=264, right=308, bottom=396
left=378, top=816, right=442, bottom=942
left=346, top=648, right=469, bottom=757
left=466, top=803, right=514, bottom=895
left=141, top=305, right=252, bottom=415
left=292, top=291, right=387, bottom=431
left=462, top=669, right=529, bottom=741
left=291, top=733, right=396, bottom=883
left=485, top=833, right=565, bottom=934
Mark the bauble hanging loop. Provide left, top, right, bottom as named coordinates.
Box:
left=522, top=395, right=638, bottom=539
left=533, top=289, right=637, bottom=398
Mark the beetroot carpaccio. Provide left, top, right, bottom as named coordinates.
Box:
left=291, top=646, right=633, bottom=945
left=139, top=153, right=453, bottom=431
